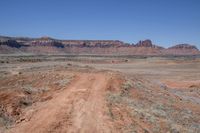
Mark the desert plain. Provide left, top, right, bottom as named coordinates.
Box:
left=0, top=55, right=200, bottom=133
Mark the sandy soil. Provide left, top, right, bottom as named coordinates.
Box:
left=5, top=73, right=113, bottom=133
left=0, top=55, right=200, bottom=133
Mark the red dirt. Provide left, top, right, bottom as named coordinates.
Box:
left=6, top=73, right=115, bottom=133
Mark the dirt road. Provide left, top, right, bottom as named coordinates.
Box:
left=7, top=73, right=113, bottom=133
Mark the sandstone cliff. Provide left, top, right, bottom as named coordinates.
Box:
left=0, top=36, right=199, bottom=55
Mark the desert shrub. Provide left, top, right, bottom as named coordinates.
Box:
left=18, top=72, right=22, bottom=75
left=19, top=97, right=32, bottom=107
left=189, top=84, right=200, bottom=89
left=67, top=63, right=72, bottom=66
left=0, top=105, right=13, bottom=126
left=121, top=80, right=133, bottom=96
left=107, top=103, right=114, bottom=120
left=107, top=93, right=122, bottom=104
left=125, top=59, right=129, bottom=62
left=23, top=86, right=49, bottom=94
left=55, top=78, right=70, bottom=87
left=134, top=82, right=144, bottom=89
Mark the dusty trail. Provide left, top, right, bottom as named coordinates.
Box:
left=7, top=73, right=113, bottom=133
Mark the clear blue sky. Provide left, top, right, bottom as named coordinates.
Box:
left=0, top=0, right=200, bottom=48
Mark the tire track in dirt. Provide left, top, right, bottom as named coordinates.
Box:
left=6, top=73, right=113, bottom=133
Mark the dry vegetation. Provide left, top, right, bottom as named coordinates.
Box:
left=0, top=55, right=200, bottom=133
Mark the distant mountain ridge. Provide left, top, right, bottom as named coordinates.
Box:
left=0, top=35, right=199, bottom=55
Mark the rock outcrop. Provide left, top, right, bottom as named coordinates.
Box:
left=0, top=36, right=199, bottom=55
left=168, top=44, right=198, bottom=50
left=164, top=44, right=199, bottom=55
left=135, top=40, right=153, bottom=47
